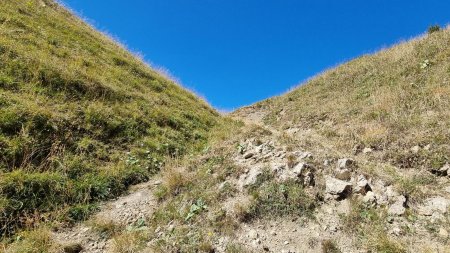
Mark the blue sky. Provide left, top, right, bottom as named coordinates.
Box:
left=60, top=0, right=450, bottom=111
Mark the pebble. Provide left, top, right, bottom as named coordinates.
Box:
left=439, top=228, right=448, bottom=238
left=248, top=229, right=259, bottom=240
left=244, top=152, right=254, bottom=159
left=445, top=186, right=450, bottom=194
left=363, top=147, right=373, bottom=154
left=391, top=227, right=401, bottom=236
left=329, top=225, right=338, bottom=232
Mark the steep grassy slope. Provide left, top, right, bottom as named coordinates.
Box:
left=254, top=27, right=449, bottom=173
left=0, top=0, right=219, bottom=236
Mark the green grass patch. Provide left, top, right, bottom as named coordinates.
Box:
left=247, top=180, right=316, bottom=220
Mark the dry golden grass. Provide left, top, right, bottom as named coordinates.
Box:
left=366, top=233, right=406, bottom=253
left=159, top=166, right=192, bottom=199
left=4, top=227, right=60, bottom=253
left=88, top=218, right=124, bottom=239
left=112, top=230, right=147, bottom=253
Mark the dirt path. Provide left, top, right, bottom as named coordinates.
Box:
left=52, top=179, right=161, bottom=253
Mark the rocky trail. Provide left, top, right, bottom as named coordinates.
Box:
left=52, top=180, right=161, bottom=253
left=214, top=115, right=363, bottom=252
left=226, top=108, right=450, bottom=252
left=51, top=109, right=450, bottom=253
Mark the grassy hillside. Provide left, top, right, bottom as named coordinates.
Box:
left=254, top=27, right=449, bottom=173
left=0, top=0, right=219, bottom=236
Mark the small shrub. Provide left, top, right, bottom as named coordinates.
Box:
left=286, top=154, right=297, bottom=169
left=427, top=25, right=441, bottom=34
left=218, top=182, right=237, bottom=200
left=395, top=176, right=425, bottom=203
left=112, top=230, right=147, bottom=253
left=112, top=57, right=129, bottom=66
left=225, top=243, right=250, bottom=253
left=62, top=155, right=92, bottom=179
left=369, top=234, right=406, bottom=253
left=65, top=204, right=98, bottom=222
left=233, top=199, right=253, bottom=222
left=197, top=242, right=215, bottom=253
left=89, top=218, right=123, bottom=239
left=247, top=180, right=315, bottom=219
left=154, top=185, right=169, bottom=201
left=0, top=107, right=28, bottom=135
left=210, top=210, right=239, bottom=236
left=161, top=168, right=191, bottom=197
left=0, top=73, right=17, bottom=90
left=343, top=200, right=381, bottom=233
left=322, top=239, right=341, bottom=253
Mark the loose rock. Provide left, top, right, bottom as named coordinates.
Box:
left=354, top=175, right=371, bottom=194
left=337, top=158, right=356, bottom=170
left=292, top=163, right=315, bottom=186
left=248, top=229, right=259, bottom=240
left=445, top=186, right=450, bottom=194
left=418, top=196, right=450, bottom=216
left=244, top=152, right=255, bottom=159
left=363, top=191, right=377, bottom=206
left=239, top=167, right=262, bottom=188
left=438, top=163, right=449, bottom=176
left=438, top=228, right=449, bottom=238
left=388, top=195, right=407, bottom=216
left=410, top=145, right=420, bottom=154
left=362, top=147, right=373, bottom=154
left=336, top=158, right=355, bottom=181
left=325, top=177, right=352, bottom=199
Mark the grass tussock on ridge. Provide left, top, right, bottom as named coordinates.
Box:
left=256, top=26, right=450, bottom=170
left=0, top=0, right=219, bottom=237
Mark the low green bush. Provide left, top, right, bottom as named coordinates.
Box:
left=247, top=180, right=315, bottom=219
left=428, top=25, right=441, bottom=34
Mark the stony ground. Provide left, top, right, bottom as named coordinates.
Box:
left=52, top=180, right=161, bottom=253
left=51, top=108, right=450, bottom=253
left=229, top=106, right=450, bottom=253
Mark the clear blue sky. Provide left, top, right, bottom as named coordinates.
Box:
left=60, top=0, right=450, bottom=111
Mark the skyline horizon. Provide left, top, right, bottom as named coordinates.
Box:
left=60, top=0, right=450, bottom=111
